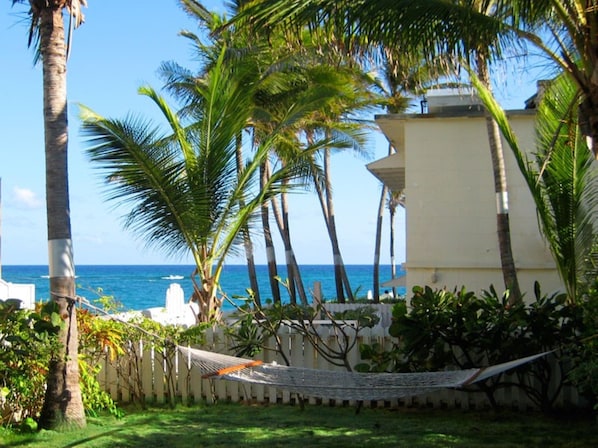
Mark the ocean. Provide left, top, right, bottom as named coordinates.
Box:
left=1, top=264, right=405, bottom=312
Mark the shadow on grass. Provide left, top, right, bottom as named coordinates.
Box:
left=4, top=404, right=597, bottom=448
left=62, top=428, right=126, bottom=448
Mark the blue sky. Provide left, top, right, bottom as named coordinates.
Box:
left=0, top=1, right=542, bottom=266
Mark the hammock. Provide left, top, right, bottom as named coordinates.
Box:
left=178, top=346, right=550, bottom=401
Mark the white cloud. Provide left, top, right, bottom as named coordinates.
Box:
left=12, top=187, right=43, bottom=209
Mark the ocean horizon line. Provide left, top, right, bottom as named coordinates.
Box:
left=1, top=263, right=397, bottom=267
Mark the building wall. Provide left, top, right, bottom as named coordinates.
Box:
left=397, top=111, right=563, bottom=299
left=0, top=278, right=35, bottom=309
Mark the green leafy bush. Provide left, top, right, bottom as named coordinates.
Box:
left=358, top=284, right=585, bottom=411
left=567, top=293, right=598, bottom=409
left=0, top=299, right=62, bottom=426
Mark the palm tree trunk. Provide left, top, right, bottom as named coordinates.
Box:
left=321, top=146, right=353, bottom=302
left=389, top=198, right=397, bottom=298
left=270, top=190, right=297, bottom=303
left=477, top=53, right=522, bottom=305
left=191, top=267, right=222, bottom=322
left=38, top=6, right=85, bottom=430
left=260, top=161, right=281, bottom=303
left=271, top=189, right=309, bottom=305
left=373, top=140, right=397, bottom=303
left=236, top=134, right=261, bottom=306
left=373, top=186, right=388, bottom=303
left=579, top=85, right=598, bottom=159
left=243, top=232, right=261, bottom=307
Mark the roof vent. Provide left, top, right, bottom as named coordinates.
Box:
left=425, top=88, right=482, bottom=113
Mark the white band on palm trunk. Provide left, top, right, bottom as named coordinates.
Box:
left=48, top=238, right=75, bottom=278
left=496, top=192, right=509, bottom=214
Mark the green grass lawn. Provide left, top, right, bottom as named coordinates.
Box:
left=1, top=403, right=595, bottom=448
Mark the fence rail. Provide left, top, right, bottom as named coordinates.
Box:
left=96, top=321, right=584, bottom=411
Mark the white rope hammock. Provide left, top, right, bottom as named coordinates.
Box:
left=178, top=346, right=550, bottom=401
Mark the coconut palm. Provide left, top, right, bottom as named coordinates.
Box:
left=81, top=46, right=332, bottom=322
left=300, top=64, right=380, bottom=303
left=371, top=48, right=441, bottom=302
left=242, top=0, right=598, bottom=157
left=505, top=1, right=598, bottom=159
left=255, top=59, right=377, bottom=304
left=165, top=1, right=266, bottom=305
left=234, top=0, right=526, bottom=303
left=170, top=1, right=335, bottom=305
left=10, top=0, right=87, bottom=430
left=473, top=73, right=598, bottom=303
left=387, top=190, right=405, bottom=298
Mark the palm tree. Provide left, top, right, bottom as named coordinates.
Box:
left=505, top=1, right=598, bottom=159
left=10, top=0, right=87, bottom=430
left=298, top=57, right=382, bottom=303
left=256, top=60, right=376, bottom=304
left=387, top=190, right=405, bottom=298
left=473, top=73, right=598, bottom=303
left=234, top=0, right=525, bottom=303
left=171, top=1, right=327, bottom=306
left=239, top=0, right=598, bottom=257
left=371, top=48, right=436, bottom=302
left=168, top=1, right=267, bottom=305
left=81, top=47, right=319, bottom=322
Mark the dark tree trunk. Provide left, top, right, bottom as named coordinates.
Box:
left=260, top=162, right=281, bottom=303
left=477, top=53, right=522, bottom=304
left=38, top=6, right=85, bottom=430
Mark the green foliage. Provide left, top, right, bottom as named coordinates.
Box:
left=359, top=285, right=585, bottom=411
left=567, top=282, right=598, bottom=409
left=0, top=300, right=62, bottom=426
left=227, top=313, right=265, bottom=358
left=355, top=301, right=406, bottom=373
left=78, top=358, right=123, bottom=418
left=77, top=299, right=209, bottom=408
left=228, top=301, right=378, bottom=370
left=19, top=417, right=37, bottom=433
left=332, top=306, right=380, bottom=328
left=472, top=73, right=598, bottom=303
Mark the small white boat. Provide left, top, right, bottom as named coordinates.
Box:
left=162, top=275, right=184, bottom=280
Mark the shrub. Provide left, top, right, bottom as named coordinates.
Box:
left=0, top=299, right=61, bottom=426
left=228, top=302, right=379, bottom=372
left=358, top=284, right=584, bottom=411
left=567, top=293, right=598, bottom=409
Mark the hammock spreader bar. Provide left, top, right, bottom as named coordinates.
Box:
left=201, top=360, right=263, bottom=379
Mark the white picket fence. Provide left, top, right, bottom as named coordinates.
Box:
left=95, top=312, right=584, bottom=410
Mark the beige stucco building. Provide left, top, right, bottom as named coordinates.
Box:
left=368, top=89, right=563, bottom=299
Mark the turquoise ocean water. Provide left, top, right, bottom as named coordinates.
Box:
left=1, top=265, right=405, bottom=312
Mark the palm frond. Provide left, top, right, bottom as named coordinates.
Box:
left=472, top=69, right=597, bottom=302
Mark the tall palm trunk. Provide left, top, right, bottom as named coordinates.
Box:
left=372, top=184, right=388, bottom=303
left=388, top=192, right=399, bottom=298
left=314, top=145, right=353, bottom=303
left=236, top=134, right=261, bottom=306
left=271, top=187, right=309, bottom=305
left=260, top=160, right=281, bottom=303
left=477, top=53, right=522, bottom=305
left=242, top=229, right=261, bottom=307
left=38, top=6, right=85, bottom=429
left=373, top=140, right=397, bottom=302
left=580, top=89, right=598, bottom=158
